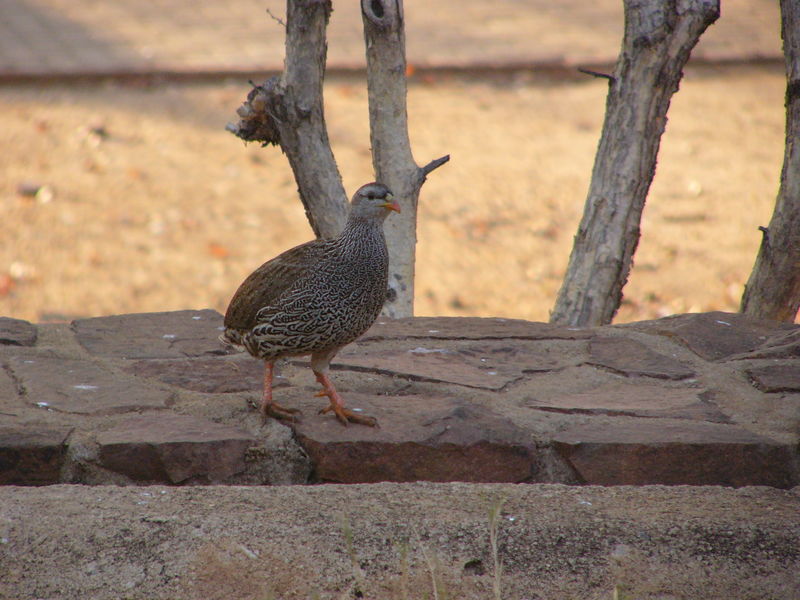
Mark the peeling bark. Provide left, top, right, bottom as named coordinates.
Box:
left=361, top=0, right=449, bottom=317
left=550, top=0, right=719, bottom=327
left=227, top=0, right=347, bottom=239
left=740, top=0, right=800, bottom=323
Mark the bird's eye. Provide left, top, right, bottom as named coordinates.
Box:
left=366, top=193, right=375, bottom=200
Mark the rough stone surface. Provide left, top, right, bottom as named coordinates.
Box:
left=336, top=338, right=576, bottom=390
left=0, top=368, right=20, bottom=414
left=9, top=355, right=173, bottom=414
left=0, top=309, right=798, bottom=488
left=553, top=421, right=797, bottom=487
left=363, top=315, right=593, bottom=341
left=524, top=381, right=729, bottom=421
left=0, top=425, right=71, bottom=484
left=96, top=414, right=256, bottom=484
left=0, top=483, right=798, bottom=600
left=0, top=316, right=37, bottom=346
left=73, top=309, right=231, bottom=359
left=730, top=328, right=800, bottom=360
left=293, top=397, right=534, bottom=483
left=122, top=355, right=266, bottom=394
left=747, top=364, right=800, bottom=392
left=624, top=311, right=797, bottom=361
left=587, top=336, right=695, bottom=379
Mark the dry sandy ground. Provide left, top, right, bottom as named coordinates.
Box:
left=0, top=64, right=789, bottom=324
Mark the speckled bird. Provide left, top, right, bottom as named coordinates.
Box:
left=220, top=182, right=399, bottom=427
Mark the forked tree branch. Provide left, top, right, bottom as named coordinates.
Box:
left=227, top=0, right=447, bottom=317
left=361, top=0, right=449, bottom=317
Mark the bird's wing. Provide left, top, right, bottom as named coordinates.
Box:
left=223, top=238, right=329, bottom=332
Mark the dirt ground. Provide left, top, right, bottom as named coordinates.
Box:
left=0, top=64, right=789, bottom=324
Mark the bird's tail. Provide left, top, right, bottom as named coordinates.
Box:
left=218, top=328, right=247, bottom=352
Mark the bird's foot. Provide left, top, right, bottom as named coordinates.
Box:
left=317, top=401, right=379, bottom=428
left=312, top=370, right=378, bottom=427
left=260, top=401, right=302, bottom=424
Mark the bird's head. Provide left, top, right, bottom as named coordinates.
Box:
left=350, top=182, right=400, bottom=220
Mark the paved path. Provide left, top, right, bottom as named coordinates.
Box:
left=0, top=0, right=782, bottom=79
left=2, top=310, right=798, bottom=487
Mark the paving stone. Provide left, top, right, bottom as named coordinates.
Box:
left=122, top=355, right=267, bottom=393
left=553, top=421, right=798, bottom=488
left=73, top=309, right=229, bottom=359
left=747, top=364, right=800, bottom=393
left=96, top=414, right=255, bottom=484
left=339, top=343, right=521, bottom=390
left=362, top=316, right=593, bottom=341
left=0, top=316, right=37, bottom=346
left=730, top=329, right=800, bottom=360
left=0, top=367, right=21, bottom=414
left=525, top=382, right=729, bottom=422
left=339, top=338, right=579, bottom=390
left=10, top=356, right=171, bottom=414
left=292, top=395, right=534, bottom=483
left=0, top=425, right=71, bottom=484
left=587, top=336, right=695, bottom=379
left=622, top=311, right=798, bottom=361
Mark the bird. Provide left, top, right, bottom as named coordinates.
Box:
left=220, top=182, right=400, bottom=427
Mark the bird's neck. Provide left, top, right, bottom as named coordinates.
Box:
left=340, top=214, right=385, bottom=239
left=335, top=215, right=388, bottom=258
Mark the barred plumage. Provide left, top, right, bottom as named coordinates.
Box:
left=220, top=182, right=399, bottom=426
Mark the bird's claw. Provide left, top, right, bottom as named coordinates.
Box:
left=260, top=402, right=302, bottom=424
left=318, top=403, right=379, bottom=428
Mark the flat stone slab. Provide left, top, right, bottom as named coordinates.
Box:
left=292, top=396, right=533, bottom=483
left=0, top=316, right=37, bottom=346
left=0, top=367, right=21, bottom=415
left=525, top=381, right=729, bottom=422
left=0, top=310, right=798, bottom=488
left=73, top=309, right=229, bottom=359
left=747, top=364, right=800, bottom=393
left=553, top=421, right=797, bottom=488
left=364, top=316, right=593, bottom=341
left=96, top=414, right=255, bottom=484
left=9, top=356, right=172, bottom=414
left=624, top=311, right=797, bottom=361
left=121, top=355, right=266, bottom=394
left=0, top=425, right=71, bottom=484
left=1, top=483, right=798, bottom=600
left=587, top=336, right=695, bottom=379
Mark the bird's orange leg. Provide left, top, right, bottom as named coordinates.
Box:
left=313, top=371, right=378, bottom=427
left=259, top=361, right=301, bottom=423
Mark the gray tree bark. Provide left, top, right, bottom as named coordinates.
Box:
left=361, top=0, right=449, bottom=317
left=226, top=0, right=447, bottom=317
left=226, top=0, right=347, bottom=239
left=740, top=0, right=800, bottom=323
left=550, top=0, right=719, bottom=327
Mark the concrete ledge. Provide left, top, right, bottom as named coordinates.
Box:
left=0, top=483, right=797, bottom=599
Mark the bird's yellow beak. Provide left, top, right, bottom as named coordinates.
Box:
left=381, top=195, right=401, bottom=213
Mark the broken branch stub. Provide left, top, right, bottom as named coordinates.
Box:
left=227, top=0, right=346, bottom=240
left=227, top=79, right=281, bottom=146
left=550, top=0, right=719, bottom=327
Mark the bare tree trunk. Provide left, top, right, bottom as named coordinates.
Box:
left=361, top=0, right=449, bottom=317
left=227, top=0, right=347, bottom=239
left=226, top=0, right=447, bottom=317
left=740, top=0, right=800, bottom=323
left=550, top=0, right=719, bottom=327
